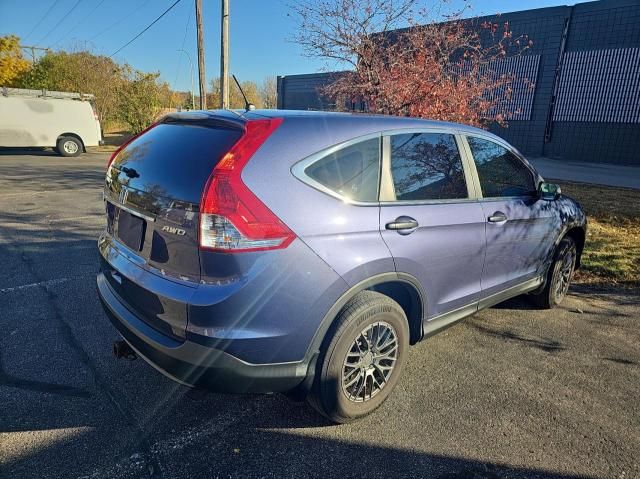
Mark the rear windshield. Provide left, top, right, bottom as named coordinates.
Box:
left=112, top=122, right=243, bottom=204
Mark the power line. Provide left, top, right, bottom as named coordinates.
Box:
left=50, top=0, right=107, bottom=48
left=36, top=0, right=85, bottom=45
left=19, top=45, right=52, bottom=62
left=173, top=1, right=193, bottom=87
left=23, top=0, right=62, bottom=42
left=89, top=0, right=153, bottom=42
left=110, top=0, right=183, bottom=58
left=169, top=1, right=193, bottom=108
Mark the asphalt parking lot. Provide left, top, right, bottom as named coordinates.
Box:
left=0, top=150, right=639, bottom=479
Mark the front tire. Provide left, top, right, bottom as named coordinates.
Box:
left=531, top=237, right=577, bottom=309
left=308, top=291, right=409, bottom=423
left=56, top=136, right=82, bottom=157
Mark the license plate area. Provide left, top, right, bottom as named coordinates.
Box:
left=116, top=209, right=146, bottom=252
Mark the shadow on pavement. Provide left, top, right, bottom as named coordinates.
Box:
left=3, top=405, right=593, bottom=479
left=0, top=147, right=57, bottom=156
left=0, top=161, right=105, bottom=191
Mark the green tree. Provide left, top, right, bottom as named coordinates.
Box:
left=179, top=91, right=195, bottom=110
left=0, top=35, right=30, bottom=86
left=16, top=50, right=123, bottom=126
left=117, top=68, right=166, bottom=134
left=208, top=77, right=263, bottom=109
left=259, top=77, right=277, bottom=109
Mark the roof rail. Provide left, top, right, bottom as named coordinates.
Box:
left=0, top=87, right=95, bottom=100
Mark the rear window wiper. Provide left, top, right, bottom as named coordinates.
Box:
left=121, top=166, right=139, bottom=178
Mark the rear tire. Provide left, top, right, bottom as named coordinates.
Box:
left=308, top=291, right=409, bottom=423
left=56, top=136, right=82, bottom=157
left=531, top=237, right=577, bottom=309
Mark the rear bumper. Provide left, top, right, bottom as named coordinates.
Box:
left=97, top=272, right=310, bottom=393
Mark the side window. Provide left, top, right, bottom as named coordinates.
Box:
left=389, top=133, right=468, bottom=201
left=467, top=136, right=537, bottom=198
left=304, top=138, right=380, bottom=202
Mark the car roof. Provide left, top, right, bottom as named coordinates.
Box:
left=252, top=109, right=490, bottom=135
left=175, top=108, right=491, bottom=136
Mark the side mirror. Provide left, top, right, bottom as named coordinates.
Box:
left=539, top=182, right=561, bottom=201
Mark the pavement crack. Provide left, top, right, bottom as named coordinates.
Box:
left=15, top=244, right=165, bottom=477
left=0, top=370, right=92, bottom=399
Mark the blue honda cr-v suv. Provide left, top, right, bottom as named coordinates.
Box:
left=97, top=110, right=586, bottom=422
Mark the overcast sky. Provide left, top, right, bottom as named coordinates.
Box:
left=0, top=0, right=590, bottom=91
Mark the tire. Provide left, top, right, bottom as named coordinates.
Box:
left=308, top=291, right=409, bottom=423
left=56, top=136, right=82, bottom=157
left=530, top=237, right=577, bottom=309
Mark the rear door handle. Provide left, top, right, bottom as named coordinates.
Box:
left=488, top=212, right=508, bottom=223
left=385, top=216, right=419, bottom=234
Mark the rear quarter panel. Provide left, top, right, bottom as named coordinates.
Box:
left=193, top=239, right=349, bottom=363
left=242, top=116, right=397, bottom=286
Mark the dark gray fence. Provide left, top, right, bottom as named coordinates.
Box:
left=278, top=0, right=640, bottom=166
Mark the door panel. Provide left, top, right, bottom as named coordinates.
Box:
left=480, top=198, right=559, bottom=295
left=379, top=131, right=486, bottom=319
left=381, top=203, right=486, bottom=318
left=463, top=134, right=560, bottom=296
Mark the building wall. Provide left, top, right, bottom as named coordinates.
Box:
left=277, top=0, right=640, bottom=166
left=541, top=0, right=640, bottom=165
left=481, top=6, right=571, bottom=157
left=276, top=74, right=339, bottom=111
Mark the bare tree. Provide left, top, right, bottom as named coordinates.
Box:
left=259, top=76, right=277, bottom=109
left=290, top=0, right=532, bottom=126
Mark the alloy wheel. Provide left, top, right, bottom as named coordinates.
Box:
left=341, top=321, right=398, bottom=402
left=554, top=246, right=576, bottom=302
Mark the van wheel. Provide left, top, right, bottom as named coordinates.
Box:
left=57, top=136, right=82, bottom=157
left=531, top=237, right=577, bottom=309
left=308, top=291, right=409, bottom=423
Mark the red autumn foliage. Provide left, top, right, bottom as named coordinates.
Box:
left=290, top=0, right=532, bottom=128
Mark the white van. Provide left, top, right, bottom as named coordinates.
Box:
left=0, top=87, right=103, bottom=157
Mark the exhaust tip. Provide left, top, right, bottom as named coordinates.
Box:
left=113, top=340, right=137, bottom=361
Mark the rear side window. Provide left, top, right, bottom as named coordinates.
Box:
left=389, top=133, right=468, bottom=201
left=467, top=136, right=536, bottom=198
left=304, top=138, right=380, bottom=202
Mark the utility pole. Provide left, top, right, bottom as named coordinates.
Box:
left=20, top=45, right=50, bottom=62
left=195, top=0, right=207, bottom=109
left=220, top=0, right=230, bottom=109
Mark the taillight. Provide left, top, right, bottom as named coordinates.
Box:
left=107, top=123, right=159, bottom=169
left=199, top=118, right=295, bottom=253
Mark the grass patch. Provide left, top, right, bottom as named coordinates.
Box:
left=88, top=131, right=133, bottom=153
left=551, top=180, right=640, bottom=288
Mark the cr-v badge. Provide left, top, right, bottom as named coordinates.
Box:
left=162, top=225, right=186, bottom=236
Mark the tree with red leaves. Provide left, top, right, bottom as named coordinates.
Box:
left=290, top=0, right=532, bottom=127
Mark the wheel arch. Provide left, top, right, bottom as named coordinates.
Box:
left=306, top=272, right=425, bottom=360
left=367, top=277, right=423, bottom=345
left=564, top=226, right=586, bottom=268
